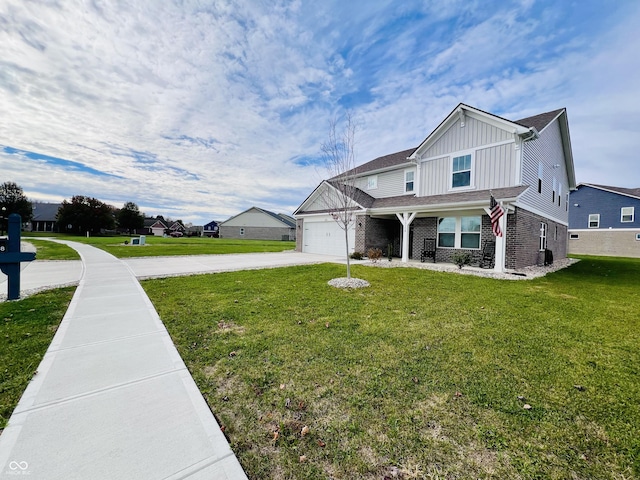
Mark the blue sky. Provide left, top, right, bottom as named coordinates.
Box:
left=1, top=0, right=639, bottom=225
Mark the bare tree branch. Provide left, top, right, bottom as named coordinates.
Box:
left=320, top=112, right=361, bottom=278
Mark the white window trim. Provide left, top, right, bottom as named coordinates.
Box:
left=450, top=150, right=475, bottom=191
left=569, top=233, right=579, bottom=240
left=621, top=207, right=634, bottom=223
left=540, top=222, right=548, bottom=251
left=367, top=175, right=378, bottom=190
left=437, top=216, right=482, bottom=250
left=588, top=214, right=600, bottom=228
left=404, top=169, right=415, bottom=193
left=240, top=228, right=245, bottom=236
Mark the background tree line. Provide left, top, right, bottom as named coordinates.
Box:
left=0, top=182, right=145, bottom=235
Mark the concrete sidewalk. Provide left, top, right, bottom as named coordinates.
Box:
left=0, top=241, right=248, bottom=479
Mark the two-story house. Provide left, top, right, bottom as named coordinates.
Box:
left=294, top=103, right=576, bottom=272
left=568, top=184, right=640, bottom=258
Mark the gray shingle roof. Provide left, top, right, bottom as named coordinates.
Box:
left=370, top=186, right=528, bottom=210
left=331, top=148, right=416, bottom=179
left=514, top=108, right=565, bottom=132
left=31, top=203, right=61, bottom=221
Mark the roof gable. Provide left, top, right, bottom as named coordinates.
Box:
left=579, top=183, right=640, bottom=200
left=514, top=108, right=565, bottom=133
left=222, top=206, right=295, bottom=227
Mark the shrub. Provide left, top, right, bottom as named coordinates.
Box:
left=367, top=248, right=383, bottom=263
left=451, top=251, right=472, bottom=269
left=350, top=251, right=364, bottom=260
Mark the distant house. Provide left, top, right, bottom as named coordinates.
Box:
left=29, top=202, right=61, bottom=232
left=203, top=220, right=219, bottom=237
left=185, top=225, right=203, bottom=237
left=220, top=207, right=296, bottom=241
left=143, top=217, right=167, bottom=236
left=568, top=184, right=640, bottom=257
left=294, top=103, right=576, bottom=271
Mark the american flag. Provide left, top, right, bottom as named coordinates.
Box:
left=490, top=195, right=504, bottom=237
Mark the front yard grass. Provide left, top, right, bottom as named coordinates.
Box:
left=0, top=288, right=75, bottom=430
left=144, top=257, right=640, bottom=479
left=23, top=233, right=295, bottom=258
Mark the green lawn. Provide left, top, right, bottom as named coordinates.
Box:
left=0, top=288, right=75, bottom=430
left=23, top=233, right=295, bottom=258
left=143, top=257, right=640, bottom=479
left=22, top=238, right=80, bottom=260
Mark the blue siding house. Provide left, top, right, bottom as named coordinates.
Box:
left=203, top=220, right=219, bottom=237
left=568, top=183, right=640, bottom=257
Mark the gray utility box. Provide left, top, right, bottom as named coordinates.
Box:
left=131, top=235, right=146, bottom=246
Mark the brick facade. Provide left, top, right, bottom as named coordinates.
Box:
left=350, top=208, right=568, bottom=268
left=508, top=207, right=567, bottom=269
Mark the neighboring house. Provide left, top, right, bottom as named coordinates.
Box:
left=203, top=220, right=220, bottom=237
left=185, top=225, right=203, bottom=237
left=143, top=217, right=167, bottom=236
left=28, top=202, right=61, bottom=232
left=167, top=221, right=186, bottom=235
left=220, top=207, right=296, bottom=241
left=294, top=103, right=576, bottom=271
left=568, top=184, right=640, bottom=258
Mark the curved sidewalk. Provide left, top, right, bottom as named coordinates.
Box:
left=0, top=242, right=248, bottom=479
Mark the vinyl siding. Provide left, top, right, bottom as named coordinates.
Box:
left=223, top=209, right=287, bottom=228
left=569, top=185, right=640, bottom=229
left=519, top=119, right=569, bottom=223
left=423, top=115, right=512, bottom=158
left=356, top=169, right=406, bottom=198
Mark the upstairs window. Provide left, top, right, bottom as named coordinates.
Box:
left=538, top=163, right=543, bottom=193
left=621, top=207, right=634, bottom=223
left=367, top=175, right=378, bottom=190
left=405, top=170, right=415, bottom=193
left=558, top=183, right=562, bottom=206
left=588, top=214, right=600, bottom=228
left=452, top=154, right=472, bottom=188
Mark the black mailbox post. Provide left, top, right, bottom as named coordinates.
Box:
left=0, top=214, right=36, bottom=300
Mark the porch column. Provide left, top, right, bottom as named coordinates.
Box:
left=494, top=210, right=507, bottom=273
left=395, top=212, right=417, bottom=263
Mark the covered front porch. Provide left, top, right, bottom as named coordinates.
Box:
left=355, top=207, right=510, bottom=272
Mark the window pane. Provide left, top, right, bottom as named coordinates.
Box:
left=406, top=171, right=414, bottom=181
left=406, top=181, right=414, bottom=192
left=438, top=233, right=455, bottom=247
left=452, top=171, right=471, bottom=187
left=461, top=233, right=480, bottom=249
left=453, top=155, right=471, bottom=172
left=438, top=217, right=455, bottom=232
left=461, top=216, right=481, bottom=232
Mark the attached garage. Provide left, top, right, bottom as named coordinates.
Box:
left=302, top=216, right=355, bottom=256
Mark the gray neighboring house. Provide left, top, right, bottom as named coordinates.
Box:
left=29, top=202, right=61, bottom=232
left=220, top=207, right=296, bottom=241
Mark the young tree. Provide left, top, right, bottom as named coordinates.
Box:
left=320, top=112, right=360, bottom=279
left=0, top=181, right=33, bottom=224
left=56, top=196, right=115, bottom=234
left=116, top=201, right=145, bottom=234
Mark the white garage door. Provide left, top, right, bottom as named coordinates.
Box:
left=303, top=217, right=355, bottom=256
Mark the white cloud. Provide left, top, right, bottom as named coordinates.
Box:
left=1, top=0, right=639, bottom=225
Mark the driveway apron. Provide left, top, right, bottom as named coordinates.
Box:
left=0, top=241, right=248, bottom=479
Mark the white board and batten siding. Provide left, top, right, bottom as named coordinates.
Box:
left=417, top=113, right=518, bottom=197
left=302, top=215, right=355, bottom=257
left=519, top=119, right=570, bottom=224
